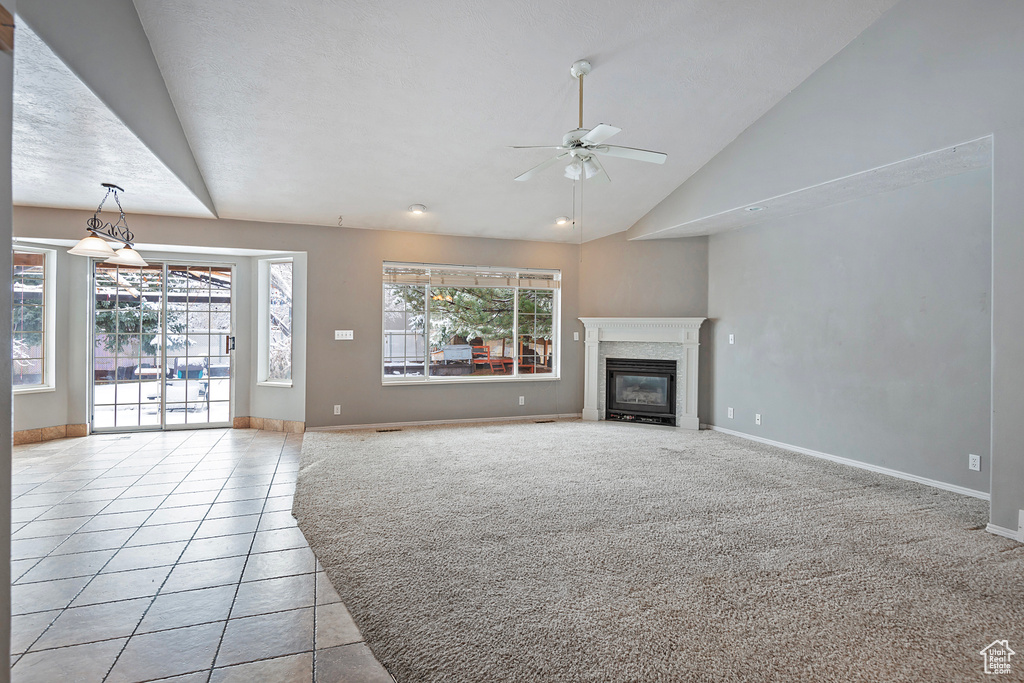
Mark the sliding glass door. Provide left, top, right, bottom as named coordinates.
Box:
left=92, top=262, right=233, bottom=432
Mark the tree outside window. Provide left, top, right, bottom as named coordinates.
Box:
left=382, top=264, right=559, bottom=381
left=268, top=260, right=292, bottom=381
left=12, top=250, right=45, bottom=387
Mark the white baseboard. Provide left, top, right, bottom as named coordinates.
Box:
left=707, top=425, right=990, bottom=501
left=308, top=413, right=582, bottom=432
left=985, top=523, right=1020, bottom=540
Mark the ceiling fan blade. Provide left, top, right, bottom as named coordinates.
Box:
left=587, top=155, right=611, bottom=184
left=580, top=124, right=621, bottom=145
left=514, top=152, right=570, bottom=181
left=509, top=145, right=566, bottom=150
left=595, top=145, right=668, bottom=164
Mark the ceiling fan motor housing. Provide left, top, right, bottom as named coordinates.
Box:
left=563, top=128, right=589, bottom=147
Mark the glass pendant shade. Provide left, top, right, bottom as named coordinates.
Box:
left=582, top=157, right=600, bottom=179
left=69, top=233, right=118, bottom=258
left=105, top=245, right=148, bottom=267
left=564, top=159, right=583, bottom=180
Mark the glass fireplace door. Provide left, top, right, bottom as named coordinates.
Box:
left=614, top=374, right=670, bottom=411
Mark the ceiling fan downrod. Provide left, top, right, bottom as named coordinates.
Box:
left=571, top=59, right=591, bottom=129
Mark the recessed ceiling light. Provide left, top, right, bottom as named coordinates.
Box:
left=746, top=206, right=764, bottom=212
left=408, top=204, right=426, bottom=214
left=555, top=216, right=570, bottom=225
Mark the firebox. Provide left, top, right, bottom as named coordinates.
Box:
left=605, top=358, right=677, bottom=426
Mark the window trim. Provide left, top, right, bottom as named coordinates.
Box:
left=257, top=257, right=294, bottom=387
left=381, top=261, right=561, bottom=385
left=12, top=245, right=57, bottom=394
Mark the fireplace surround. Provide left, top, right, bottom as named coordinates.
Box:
left=579, top=317, right=705, bottom=430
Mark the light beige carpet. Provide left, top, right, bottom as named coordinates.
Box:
left=293, top=420, right=1024, bottom=682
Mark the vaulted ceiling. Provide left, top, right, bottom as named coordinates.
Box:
left=13, top=0, right=898, bottom=243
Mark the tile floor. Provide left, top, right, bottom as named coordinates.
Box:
left=10, top=428, right=394, bottom=683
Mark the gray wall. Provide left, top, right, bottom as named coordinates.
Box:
left=13, top=207, right=584, bottom=429
left=707, top=170, right=991, bottom=492
left=299, top=227, right=582, bottom=427
left=631, top=0, right=1024, bottom=528
left=579, top=230, right=707, bottom=318
left=2, top=0, right=15, bottom=676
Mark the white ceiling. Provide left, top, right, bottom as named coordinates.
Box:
left=12, top=24, right=213, bottom=219
left=14, top=0, right=899, bottom=243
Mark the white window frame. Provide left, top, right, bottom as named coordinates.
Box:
left=257, top=257, right=294, bottom=387
left=12, top=245, right=57, bottom=394
left=382, top=261, right=561, bottom=385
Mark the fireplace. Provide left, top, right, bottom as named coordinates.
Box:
left=605, top=358, right=677, bottom=426
left=579, top=318, right=704, bottom=429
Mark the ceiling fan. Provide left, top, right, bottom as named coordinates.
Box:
left=512, top=59, right=667, bottom=183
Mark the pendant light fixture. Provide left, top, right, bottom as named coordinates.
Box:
left=69, top=183, right=148, bottom=266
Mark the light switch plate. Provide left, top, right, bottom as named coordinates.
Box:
left=335, top=330, right=354, bottom=341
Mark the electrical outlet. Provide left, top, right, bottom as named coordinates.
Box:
left=755, top=413, right=761, bottom=425
left=334, top=330, right=354, bottom=341
left=969, top=454, right=981, bottom=471
left=729, top=334, right=735, bottom=345
left=333, top=405, right=341, bottom=415
left=727, top=407, right=734, bottom=419
left=518, top=396, right=525, bottom=406
left=573, top=332, right=580, bottom=341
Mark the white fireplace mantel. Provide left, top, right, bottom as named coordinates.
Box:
left=579, top=317, right=705, bottom=429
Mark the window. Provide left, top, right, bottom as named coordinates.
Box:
left=383, top=262, right=559, bottom=382
left=12, top=247, right=56, bottom=391
left=259, top=258, right=293, bottom=384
